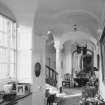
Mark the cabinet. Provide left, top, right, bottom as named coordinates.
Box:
left=18, top=95, right=32, bottom=105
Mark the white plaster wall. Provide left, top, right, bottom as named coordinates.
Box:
left=99, top=45, right=105, bottom=101
left=0, top=1, right=16, bottom=21
left=61, top=31, right=96, bottom=45
left=32, top=34, right=46, bottom=105
left=63, top=42, right=72, bottom=75
left=99, top=57, right=105, bottom=100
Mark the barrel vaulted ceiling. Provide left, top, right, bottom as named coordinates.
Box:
left=1, top=0, right=105, bottom=39
left=35, top=0, right=105, bottom=38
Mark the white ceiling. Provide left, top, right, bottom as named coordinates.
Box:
left=35, top=0, right=105, bottom=38
left=1, top=0, right=38, bottom=26
left=1, top=0, right=105, bottom=39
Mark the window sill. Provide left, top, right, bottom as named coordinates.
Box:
left=0, top=77, right=16, bottom=90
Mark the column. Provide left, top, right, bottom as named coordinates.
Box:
left=54, top=41, right=63, bottom=89
left=32, top=35, right=47, bottom=105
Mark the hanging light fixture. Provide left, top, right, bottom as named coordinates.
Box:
left=77, top=45, right=81, bottom=54
left=73, top=24, right=78, bottom=32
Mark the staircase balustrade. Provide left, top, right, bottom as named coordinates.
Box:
left=45, top=65, right=58, bottom=87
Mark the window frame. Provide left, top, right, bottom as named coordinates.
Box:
left=0, top=14, right=17, bottom=81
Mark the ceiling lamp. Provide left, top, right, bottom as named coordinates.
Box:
left=77, top=45, right=81, bottom=54
left=73, top=24, right=78, bottom=32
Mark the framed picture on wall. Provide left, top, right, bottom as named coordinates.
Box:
left=34, top=62, right=41, bottom=77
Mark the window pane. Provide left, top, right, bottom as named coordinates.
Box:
left=0, top=32, right=3, bottom=46
left=0, top=14, right=16, bottom=80
left=3, top=17, right=8, bottom=33
left=17, top=50, right=31, bottom=82
left=0, top=32, right=8, bottom=47
left=10, top=23, right=16, bottom=49
left=9, top=64, right=15, bottom=78
left=18, top=26, right=32, bottom=50
left=4, top=33, right=8, bottom=47
left=0, top=48, right=8, bottom=63
left=15, top=51, right=16, bottom=63
left=0, top=15, right=3, bottom=31
left=13, top=23, right=16, bottom=49
left=10, top=50, right=15, bottom=63
left=0, top=64, right=8, bottom=79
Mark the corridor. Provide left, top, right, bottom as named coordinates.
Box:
left=0, top=0, right=105, bottom=105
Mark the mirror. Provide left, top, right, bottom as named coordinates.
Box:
left=35, top=62, right=41, bottom=77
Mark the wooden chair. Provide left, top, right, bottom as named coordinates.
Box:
left=62, top=73, right=71, bottom=88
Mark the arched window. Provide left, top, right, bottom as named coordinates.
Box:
left=0, top=14, right=16, bottom=80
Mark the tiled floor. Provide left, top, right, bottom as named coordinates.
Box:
left=58, top=96, right=81, bottom=105
left=63, top=87, right=82, bottom=95
left=58, top=88, right=82, bottom=105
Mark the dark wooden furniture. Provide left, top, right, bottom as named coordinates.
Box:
left=62, top=73, right=72, bottom=88
left=74, top=77, right=89, bottom=87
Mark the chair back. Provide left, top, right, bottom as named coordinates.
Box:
left=64, top=73, right=71, bottom=81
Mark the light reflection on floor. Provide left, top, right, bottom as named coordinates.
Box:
left=56, top=87, right=82, bottom=98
